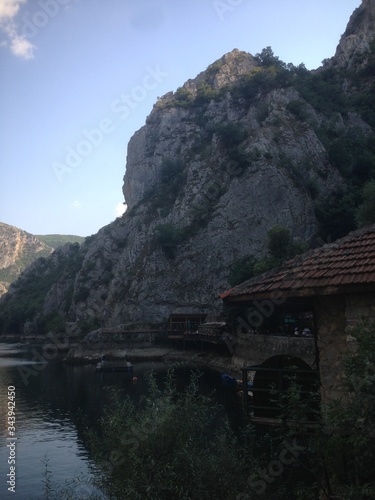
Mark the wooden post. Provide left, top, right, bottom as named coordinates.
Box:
left=242, top=368, right=248, bottom=413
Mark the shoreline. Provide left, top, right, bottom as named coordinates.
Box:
left=0, top=337, right=242, bottom=378
left=65, top=345, right=241, bottom=377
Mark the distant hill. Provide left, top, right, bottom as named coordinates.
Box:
left=0, top=223, right=84, bottom=296
left=36, top=234, right=85, bottom=249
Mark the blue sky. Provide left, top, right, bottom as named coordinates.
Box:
left=0, top=0, right=361, bottom=237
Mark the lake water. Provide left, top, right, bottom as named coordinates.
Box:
left=0, top=343, right=241, bottom=499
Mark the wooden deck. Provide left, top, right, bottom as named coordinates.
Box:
left=167, top=315, right=229, bottom=347
left=97, top=315, right=229, bottom=350
left=168, top=331, right=227, bottom=344
left=100, top=328, right=165, bottom=335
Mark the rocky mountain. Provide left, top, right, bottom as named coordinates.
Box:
left=325, top=0, right=375, bottom=70
left=1, top=0, right=375, bottom=336
left=0, top=223, right=85, bottom=298
left=0, top=223, right=54, bottom=296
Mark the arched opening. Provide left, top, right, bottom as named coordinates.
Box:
left=252, top=355, right=319, bottom=420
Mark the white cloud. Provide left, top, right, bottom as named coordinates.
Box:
left=0, top=0, right=35, bottom=59
left=72, top=200, right=82, bottom=209
left=10, top=33, right=33, bottom=58
left=115, top=202, right=127, bottom=217
left=0, top=0, right=25, bottom=21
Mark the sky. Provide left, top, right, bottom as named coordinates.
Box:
left=0, top=0, right=362, bottom=237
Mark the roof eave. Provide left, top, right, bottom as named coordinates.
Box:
left=223, top=283, right=375, bottom=302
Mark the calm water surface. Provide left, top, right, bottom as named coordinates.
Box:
left=0, top=343, right=240, bottom=499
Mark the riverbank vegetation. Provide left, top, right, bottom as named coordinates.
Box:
left=81, top=322, right=375, bottom=499
left=33, top=322, right=375, bottom=498
left=86, top=371, right=256, bottom=499
left=229, top=225, right=307, bottom=287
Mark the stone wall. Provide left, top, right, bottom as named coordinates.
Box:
left=314, top=295, right=347, bottom=403
left=315, top=292, right=375, bottom=404
left=345, top=292, right=375, bottom=328
left=232, top=333, right=316, bottom=369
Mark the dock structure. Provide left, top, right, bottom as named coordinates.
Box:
left=99, top=328, right=165, bottom=335
left=89, top=316, right=230, bottom=350
left=167, top=314, right=229, bottom=349
left=96, top=361, right=133, bottom=373
left=167, top=314, right=207, bottom=335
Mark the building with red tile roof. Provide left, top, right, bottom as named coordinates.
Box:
left=220, top=224, right=375, bottom=403
left=221, top=224, right=375, bottom=301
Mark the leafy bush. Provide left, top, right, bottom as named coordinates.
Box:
left=147, top=157, right=186, bottom=216
left=155, top=224, right=186, bottom=259
left=234, top=68, right=284, bottom=104
left=228, top=227, right=307, bottom=286
left=214, top=122, right=247, bottom=148
left=0, top=244, right=83, bottom=335
left=255, top=47, right=286, bottom=69
left=79, top=317, right=101, bottom=336
left=267, top=226, right=294, bottom=260
left=36, top=311, right=65, bottom=335
left=229, top=256, right=257, bottom=286
left=195, top=84, right=219, bottom=105
left=174, top=86, right=192, bottom=106
left=286, top=100, right=309, bottom=122
left=256, top=226, right=307, bottom=271
left=294, top=68, right=348, bottom=114
left=87, top=370, right=257, bottom=500
left=357, top=180, right=375, bottom=227
left=353, top=81, right=375, bottom=127
left=315, top=191, right=358, bottom=241
left=326, top=135, right=375, bottom=181
left=313, top=132, right=375, bottom=239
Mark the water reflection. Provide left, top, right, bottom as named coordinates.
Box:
left=0, top=343, right=241, bottom=499
left=0, top=344, right=103, bottom=498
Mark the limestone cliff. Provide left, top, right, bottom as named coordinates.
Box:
left=1, top=0, right=375, bottom=336
left=0, top=223, right=53, bottom=296
left=325, top=0, right=375, bottom=70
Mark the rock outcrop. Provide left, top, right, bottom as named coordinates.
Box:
left=325, top=0, right=375, bottom=69
left=0, top=223, right=53, bottom=296
left=1, top=0, right=375, bottom=336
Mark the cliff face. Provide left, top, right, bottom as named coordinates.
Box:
left=325, top=0, right=375, bottom=70
left=116, top=57, right=340, bottom=325
left=0, top=223, right=53, bottom=296
left=75, top=77, right=341, bottom=325
left=123, top=49, right=261, bottom=209
left=1, top=0, right=375, bottom=335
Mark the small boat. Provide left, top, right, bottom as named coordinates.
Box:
left=221, top=373, right=253, bottom=391
left=96, top=359, right=133, bottom=373
left=220, top=373, right=237, bottom=386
